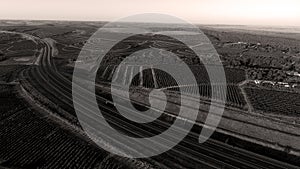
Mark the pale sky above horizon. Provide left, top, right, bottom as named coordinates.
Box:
left=0, top=0, right=300, bottom=26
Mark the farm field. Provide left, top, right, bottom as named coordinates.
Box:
left=0, top=20, right=300, bottom=168
left=0, top=85, right=134, bottom=169
left=96, top=64, right=247, bottom=109
left=244, top=87, right=300, bottom=117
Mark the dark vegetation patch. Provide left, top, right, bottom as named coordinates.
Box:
left=245, top=87, right=300, bottom=116
left=0, top=65, right=28, bottom=82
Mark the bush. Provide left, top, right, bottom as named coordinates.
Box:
left=0, top=51, right=6, bottom=62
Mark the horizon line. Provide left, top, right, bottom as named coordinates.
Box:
left=0, top=18, right=300, bottom=28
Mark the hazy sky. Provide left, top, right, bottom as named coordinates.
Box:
left=1, top=0, right=300, bottom=26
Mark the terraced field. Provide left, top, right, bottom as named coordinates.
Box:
left=0, top=32, right=42, bottom=65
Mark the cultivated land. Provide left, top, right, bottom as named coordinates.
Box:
left=0, top=20, right=300, bottom=168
